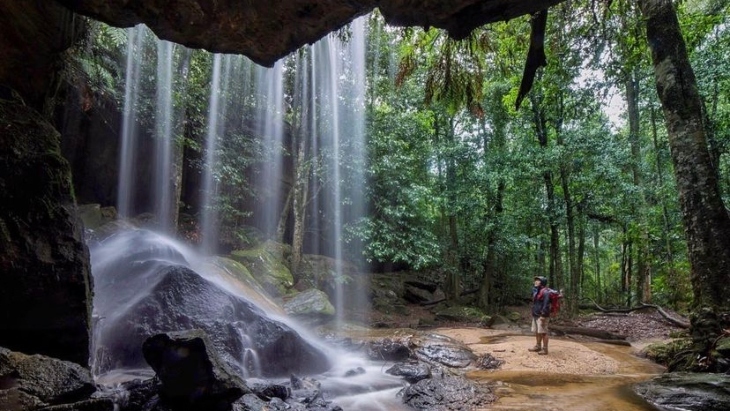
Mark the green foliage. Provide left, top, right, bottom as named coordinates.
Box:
left=67, top=21, right=128, bottom=101
left=74, top=5, right=714, bottom=313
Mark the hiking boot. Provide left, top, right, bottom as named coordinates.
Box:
left=528, top=345, right=542, bottom=352
left=538, top=349, right=548, bottom=355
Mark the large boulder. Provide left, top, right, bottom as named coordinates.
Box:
left=284, top=289, right=336, bottom=323
left=142, top=330, right=247, bottom=410
left=400, top=367, right=495, bottom=411
left=0, top=347, right=98, bottom=411
left=633, top=372, right=730, bottom=411
left=0, top=101, right=92, bottom=366
left=409, top=333, right=477, bottom=369
left=91, top=230, right=331, bottom=378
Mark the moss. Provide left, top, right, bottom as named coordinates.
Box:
left=715, top=337, right=730, bottom=356
left=644, top=338, right=694, bottom=369
left=230, top=241, right=293, bottom=297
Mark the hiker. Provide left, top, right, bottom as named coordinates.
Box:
left=529, top=275, right=551, bottom=355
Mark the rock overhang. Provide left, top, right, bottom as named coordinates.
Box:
left=56, top=0, right=564, bottom=66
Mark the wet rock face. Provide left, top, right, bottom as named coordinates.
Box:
left=410, top=333, right=477, bottom=368
left=0, top=101, right=92, bottom=367
left=142, top=330, right=247, bottom=409
left=401, top=367, right=495, bottom=411
left=91, top=230, right=331, bottom=378
left=0, top=347, right=97, bottom=410
left=633, top=372, right=730, bottom=411
left=0, top=1, right=83, bottom=111
left=55, top=0, right=563, bottom=66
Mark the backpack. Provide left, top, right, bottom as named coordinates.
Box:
left=537, top=288, right=562, bottom=317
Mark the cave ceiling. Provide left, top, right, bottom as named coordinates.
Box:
left=57, top=0, right=565, bottom=66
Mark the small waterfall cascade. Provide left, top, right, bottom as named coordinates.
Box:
left=233, top=322, right=263, bottom=378
left=116, top=27, right=181, bottom=230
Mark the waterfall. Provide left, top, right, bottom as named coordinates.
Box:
left=153, top=40, right=175, bottom=233
left=253, top=62, right=285, bottom=240
left=90, top=17, right=419, bottom=410
left=117, top=25, right=146, bottom=218
left=200, top=54, right=233, bottom=254
left=112, top=19, right=368, bottom=329
left=307, top=19, right=368, bottom=327
left=346, top=17, right=368, bottom=324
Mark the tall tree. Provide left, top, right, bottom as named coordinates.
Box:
left=638, top=0, right=730, bottom=366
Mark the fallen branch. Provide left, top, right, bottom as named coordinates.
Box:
left=587, top=300, right=691, bottom=328
left=640, top=303, right=691, bottom=329
left=588, top=300, right=644, bottom=313
left=550, top=325, right=628, bottom=340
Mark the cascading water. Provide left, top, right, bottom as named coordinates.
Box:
left=308, top=19, right=368, bottom=327
left=153, top=40, right=176, bottom=233
left=253, top=61, right=286, bottom=240
left=96, top=17, right=412, bottom=410
left=116, top=25, right=146, bottom=218
left=200, top=54, right=224, bottom=254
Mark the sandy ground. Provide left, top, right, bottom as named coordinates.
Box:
left=433, top=326, right=629, bottom=375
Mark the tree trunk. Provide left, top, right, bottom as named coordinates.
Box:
left=290, top=149, right=309, bottom=279
left=650, top=103, right=681, bottom=305
left=478, top=107, right=506, bottom=310
left=625, top=69, right=651, bottom=303
left=638, top=0, right=730, bottom=359
left=171, top=49, right=193, bottom=233
left=621, top=232, right=632, bottom=306
left=444, top=116, right=461, bottom=300
left=530, top=93, right=561, bottom=290
left=593, top=225, right=602, bottom=303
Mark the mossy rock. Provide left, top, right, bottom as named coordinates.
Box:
left=283, top=289, right=335, bottom=319
left=643, top=338, right=693, bottom=368
left=715, top=337, right=730, bottom=357
left=506, top=311, right=522, bottom=322
left=230, top=241, right=293, bottom=297
left=435, top=306, right=493, bottom=326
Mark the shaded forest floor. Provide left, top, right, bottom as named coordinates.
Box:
left=368, top=302, right=687, bottom=348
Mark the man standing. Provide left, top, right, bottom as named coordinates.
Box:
left=528, top=276, right=551, bottom=355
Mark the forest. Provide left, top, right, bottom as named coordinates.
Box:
left=66, top=0, right=730, bottom=318
left=2, top=0, right=730, bottom=410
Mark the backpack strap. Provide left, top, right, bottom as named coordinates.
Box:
left=536, top=287, right=551, bottom=316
